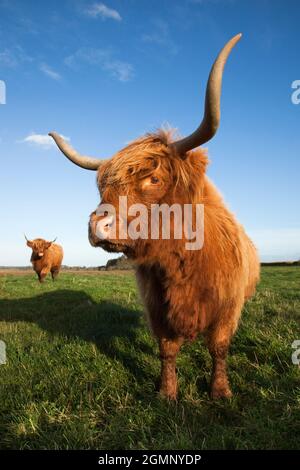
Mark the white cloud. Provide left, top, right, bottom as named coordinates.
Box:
left=0, top=46, right=33, bottom=68
left=21, top=133, right=70, bottom=149
left=0, top=49, right=18, bottom=67
left=0, top=48, right=62, bottom=82
left=65, top=47, right=111, bottom=67
left=142, top=19, right=178, bottom=55
left=65, top=47, right=134, bottom=82
left=40, top=63, right=61, bottom=81
left=85, top=3, right=122, bottom=21
left=102, top=59, right=133, bottom=82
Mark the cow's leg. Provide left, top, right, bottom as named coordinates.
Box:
left=38, top=268, right=49, bottom=283
left=39, top=273, right=46, bottom=283
left=209, top=340, right=232, bottom=399
left=51, top=269, right=59, bottom=281
left=206, top=307, right=241, bottom=399
left=158, top=336, right=184, bottom=400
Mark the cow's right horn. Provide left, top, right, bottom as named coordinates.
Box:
left=171, top=33, right=242, bottom=156
left=49, top=132, right=104, bottom=171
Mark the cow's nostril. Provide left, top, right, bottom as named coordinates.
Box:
left=103, top=216, right=114, bottom=228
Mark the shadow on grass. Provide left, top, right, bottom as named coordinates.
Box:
left=0, top=289, right=154, bottom=384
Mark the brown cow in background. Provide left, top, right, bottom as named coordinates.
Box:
left=49, top=34, right=260, bottom=400
left=25, top=237, right=63, bottom=283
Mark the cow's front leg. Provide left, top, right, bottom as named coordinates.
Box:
left=38, top=267, right=49, bottom=283
left=209, top=342, right=232, bottom=399
left=158, top=336, right=184, bottom=400
left=206, top=312, right=240, bottom=399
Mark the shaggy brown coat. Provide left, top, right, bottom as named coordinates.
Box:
left=88, top=130, right=260, bottom=399
left=26, top=238, right=64, bottom=283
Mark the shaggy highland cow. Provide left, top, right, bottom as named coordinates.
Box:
left=25, top=237, right=64, bottom=283
left=49, top=34, right=260, bottom=399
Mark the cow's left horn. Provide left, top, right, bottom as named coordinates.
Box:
left=171, top=33, right=242, bottom=156
left=49, top=132, right=104, bottom=171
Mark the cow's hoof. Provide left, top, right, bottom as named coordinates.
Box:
left=210, top=385, right=232, bottom=400
left=159, top=388, right=177, bottom=401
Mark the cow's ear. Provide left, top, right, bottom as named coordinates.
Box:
left=26, top=240, right=33, bottom=248
left=45, top=242, right=52, bottom=249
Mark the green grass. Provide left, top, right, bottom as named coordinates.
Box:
left=0, top=267, right=299, bottom=450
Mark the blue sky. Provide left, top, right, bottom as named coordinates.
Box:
left=0, top=0, right=299, bottom=266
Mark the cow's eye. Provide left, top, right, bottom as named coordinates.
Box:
left=151, top=176, right=159, bottom=184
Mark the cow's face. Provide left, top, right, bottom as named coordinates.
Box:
left=88, top=135, right=174, bottom=253
left=26, top=238, right=52, bottom=258
left=88, top=133, right=208, bottom=254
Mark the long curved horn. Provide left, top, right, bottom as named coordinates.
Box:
left=24, top=233, right=33, bottom=246
left=48, top=132, right=104, bottom=171
left=50, top=237, right=57, bottom=243
left=171, top=33, right=242, bottom=156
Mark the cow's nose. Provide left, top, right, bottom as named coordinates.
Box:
left=95, top=214, right=115, bottom=239
left=103, top=215, right=114, bottom=228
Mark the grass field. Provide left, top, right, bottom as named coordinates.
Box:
left=0, top=267, right=299, bottom=450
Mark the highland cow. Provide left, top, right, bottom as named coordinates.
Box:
left=49, top=34, right=260, bottom=399
left=25, top=237, right=64, bottom=283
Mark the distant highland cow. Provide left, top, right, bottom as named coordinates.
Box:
left=49, top=34, right=260, bottom=400
left=25, top=236, right=63, bottom=283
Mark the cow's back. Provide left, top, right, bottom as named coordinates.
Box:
left=49, top=243, right=64, bottom=268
